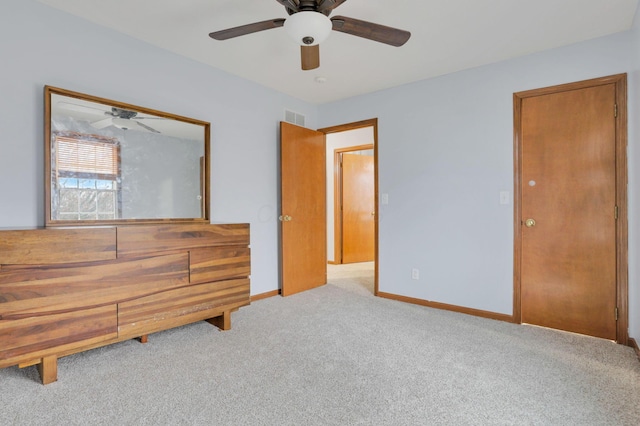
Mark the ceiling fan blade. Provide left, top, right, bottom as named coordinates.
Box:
left=209, top=18, right=285, bottom=40
left=317, top=0, right=347, bottom=14
left=301, top=45, right=320, bottom=70
left=135, top=121, right=161, bottom=133
left=331, top=16, right=411, bottom=47
left=90, top=117, right=113, bottom=129
left=57, top=101, right=107, bottom=115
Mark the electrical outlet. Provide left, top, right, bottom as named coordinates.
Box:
left=411, top=268, right=419, bottom=280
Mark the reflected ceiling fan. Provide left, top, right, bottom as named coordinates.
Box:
left=57, top=102, right=163, bottom=133
left=209, top=0, right=411, bottom=70
left=91, top=107, right=162, bottom=133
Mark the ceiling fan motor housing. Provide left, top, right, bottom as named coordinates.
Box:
left=111, top=107, right=137, bottom=119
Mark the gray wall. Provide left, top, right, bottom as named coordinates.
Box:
left=319, top=15, right=639, bottom=340
left=0, top=0, right=317, bottom=296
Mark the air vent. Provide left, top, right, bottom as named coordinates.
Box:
left=284, top=109, right=305, bottom=127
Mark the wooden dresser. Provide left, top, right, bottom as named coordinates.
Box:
left=0, top=223, right=250, bottom=384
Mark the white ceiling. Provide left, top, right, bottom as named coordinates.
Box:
left=38, top=0, right=638, bottom=104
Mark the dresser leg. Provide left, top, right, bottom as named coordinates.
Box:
left=206, top=311, right=231, bottom=331
left=38, top=355, right=58, bottom=385
left=138, top=334, right=148, bottom=344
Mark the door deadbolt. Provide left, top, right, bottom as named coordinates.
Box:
left=524, top=218, right=536, bottom=228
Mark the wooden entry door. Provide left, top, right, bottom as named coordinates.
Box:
left=280, top=122, right=326, bottom=297
left=341, top=153, right=375, bottom=263
left=514, top=75, right=627, bottom=341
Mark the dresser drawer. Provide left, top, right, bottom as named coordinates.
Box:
left=0, top=305, right=117, bottom=368
left=0, top=227, right=116, bottom=265
left=190, top=247, right=251, bottom=284
left=118, top=278, right=250, bottom=339
left=117, top=224, right=250, bottom=258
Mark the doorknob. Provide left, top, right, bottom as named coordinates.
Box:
left=524, top=218, right=536, bottom=228
left=279, top=215, right=292, bottom=222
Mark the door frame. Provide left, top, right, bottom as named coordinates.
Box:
left=333, top=144, right=375, bottom=265
left=319, top=118, right=379, bottom=295
left=512, top=74, right=628, bottom=344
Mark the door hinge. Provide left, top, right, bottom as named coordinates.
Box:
left=615, top=307, right=619, bottom=321
left=614, top=104, right=618, bottom=118
left=614, top=205, right=618, bottom=220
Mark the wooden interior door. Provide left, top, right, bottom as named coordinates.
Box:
left=280, top=122, right=326, bottom=297
left=341, top=153, right=375, bottom=263
left=517, top=82, right=619, bottom=340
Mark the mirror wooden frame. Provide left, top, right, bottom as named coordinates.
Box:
left=44, top=86, right=210, bottom=226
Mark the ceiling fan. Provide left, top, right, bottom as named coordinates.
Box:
left=209, top=0, right=411, bottom=71
left=91, top=107, right=162, bottom=133
left=57, top=102, right=163, bottom=133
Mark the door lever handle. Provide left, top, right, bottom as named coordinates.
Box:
left=279, top=215, right=292, bottom=222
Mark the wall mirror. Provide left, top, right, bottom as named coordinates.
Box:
left=45, top=86, right=210, bottom=226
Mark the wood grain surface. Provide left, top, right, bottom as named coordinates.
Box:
left=118, top=278, right=249, bottom=338
left=117, top=223, right=249, bottom=258
left=0, top=227, right=116, bottom=265
left=190, top=247, right=251, bottom=284
left=0, top=305, right=117, bottom=368
left=0, top=253, right=189, bottom=319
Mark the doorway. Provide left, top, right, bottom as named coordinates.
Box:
left=513, top=74, right=628, bottom=343
left=334, top=145, right=375, bottom=264
left=320, top=119, right=378, bottom=295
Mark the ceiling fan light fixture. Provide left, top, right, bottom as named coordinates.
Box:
left=112, top=117, right=136, bottom=131
left=284, top=11, right=332, bottom=46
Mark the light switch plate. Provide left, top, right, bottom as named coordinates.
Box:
left=381, top=193, right=389, bottom=205
left=499, top=191, right=510, bottom=205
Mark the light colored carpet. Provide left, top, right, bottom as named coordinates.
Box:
left=2, top=265, right=639, bottom=425
left=327, top=261, right=375, bottom=296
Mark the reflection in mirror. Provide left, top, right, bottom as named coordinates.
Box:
left=45, top=86, right=210, bottom=225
